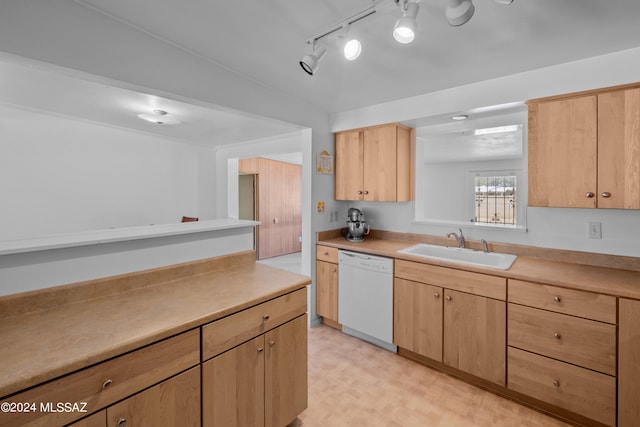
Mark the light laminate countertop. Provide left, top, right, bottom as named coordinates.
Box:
left=318, top=236, right=640, bottom=300
left=0, top=254, right=310, bottom=398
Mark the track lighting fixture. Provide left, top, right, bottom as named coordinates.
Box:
left=446, top=0, right=475, bottom=26
left=299, top=43, right=327, bottom=76
left=393, top=0, right=420, bottom=44
left=299, top=0, right=514, bottom=75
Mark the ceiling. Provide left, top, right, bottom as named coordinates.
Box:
left=73, top=0, right=640, bottom=113
left=2, top=0, right=640, bottom=148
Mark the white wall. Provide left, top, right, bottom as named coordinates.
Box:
left=332, top=47, right=640, bottom=257
left=0, top=104, right=208, bottom=240
left=0, top=227, right=254, bottom=296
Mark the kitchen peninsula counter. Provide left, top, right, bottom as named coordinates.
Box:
left=0, top=250, right=311, bottom=399
left=318, top=231, right=640, bottom=300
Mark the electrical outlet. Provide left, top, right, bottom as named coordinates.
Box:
left=588, top=222, right=602, bottom=239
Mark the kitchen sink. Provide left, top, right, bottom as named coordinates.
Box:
left=397, top=243, right=517, bottom=270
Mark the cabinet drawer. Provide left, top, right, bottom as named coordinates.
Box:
left=508, top=279, right=616, bottom=324
left=316, top=245, right=338, bottom=263
left=0, top=329, right=200, bottom=427
left=508, top=347, right=616, bottom=427
left=202, top=288, right=307, bottom=361
left=508, top=304, right=616, bottom=375
left=395, top=259, right=506, bottom=300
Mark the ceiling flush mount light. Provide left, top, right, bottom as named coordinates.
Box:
left=452, top=114, right=469, bottom=121
left=300, top=43, right=328, bottom=75
left=446, top=0, right=475, bottom=26
left=137, top=109, right=181, bottom=125
left=393, top=0, right=420, bottom=44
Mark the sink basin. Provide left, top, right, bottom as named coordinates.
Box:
left=398, top=243, right=517, bottom=270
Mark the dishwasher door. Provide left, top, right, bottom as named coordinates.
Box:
left=338, top=250, right=396, bottom=352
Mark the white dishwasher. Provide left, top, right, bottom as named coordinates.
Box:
left=338, top=250, right=397, bottom=352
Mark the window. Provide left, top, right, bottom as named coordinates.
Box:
left=473, top=174, right=517, bottom=226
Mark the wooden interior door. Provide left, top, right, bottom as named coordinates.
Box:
left=265, top=315, right=308, bottom=427
left=393, top=278, right=443, bottom=361
left=363, top=125, right=398, bottom=201
left=239, top=157, right=302, bottom=260
left=597, top=88, right=640, bottom=209
left=335, top=130, right=364, bottom=200
left=443, top=289, right=506, bottom=385
left=528, top=96, right=598, bottom=207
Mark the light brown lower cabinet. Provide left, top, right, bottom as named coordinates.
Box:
left=68, top=411, right=106, bottom=427
left=393, top=277, right=443, bottom=362
left=443, top=289, right=506, bottom=386
left=619, top=298, right=640, bottom=427
left=202, top=314, right=308, bottom=427
left=316, top=260, right=338, bottom=323
left=508, top=347, right=616, bottom=426
left=106, top=367, right=201, bottom=427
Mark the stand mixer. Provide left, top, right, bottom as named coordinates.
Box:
left=344, top=208, right=370, bottom=242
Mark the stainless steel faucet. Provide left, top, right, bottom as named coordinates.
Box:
left=447, top=228, right=465, bottom=248
left=481, top=239, right=489, bottom=253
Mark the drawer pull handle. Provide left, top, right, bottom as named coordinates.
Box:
left=445, top=295, right=452, bottom=302
left=553, top=296, right=561, bottom=303
left=324, top=252, right=329, bottom=256
left=263, top=315, right=270, bottom=321
left=269, top=340, right=275, bottom=347
left=554, top=332, right=562, bottom=340
left=102, top=379, right=113, bottom=390
left=116, top=418, right=127, bottom=427
left=553, top=380, right=560, bottom=388
left=434, top=292, right=440, bottom=298
left=257, top=347, right=264, bottom=353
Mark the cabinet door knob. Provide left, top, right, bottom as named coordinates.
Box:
left=363, top=190, right=369, bottom=195
left=257, top=347, right=264, bottom=353
left=116, top=418, right=127, bottom=427
left=357, top=191, right=363, bottom=195
left=269, top=340, right=275, bottom=347
left=585, top=192, right=595, bottom=198
left=102, top=379, right=113, bottom=390
left=552, top=380, right=560, bottom=388
left=553, top=296, right=561, bottom=303
left=445, top=295, right=452, bottom=302
left=263, top=315, right=270, bottom=321
left=554, top=332, right=562, bottom=340
left=601, top=192, right=611, bottom=198
left=434, top=292, right=440, bottom=298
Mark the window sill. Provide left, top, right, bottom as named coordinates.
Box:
left=412, top=218, right=528, bottom=233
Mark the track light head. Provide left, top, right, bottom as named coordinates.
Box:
left=393, top=1, right=419, bottom=44
left=343, top=39, right=362, bottom=61
left=300, top=44, right=327, bottom=76
left=446, top=0, right=475, bottom=26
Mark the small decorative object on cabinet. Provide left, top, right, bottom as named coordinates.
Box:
left=334, top=122, right=414, bottom=202
left=527, top=83, right=640, bottom=209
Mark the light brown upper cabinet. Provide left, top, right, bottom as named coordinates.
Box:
left=334, top=123, right=414, bottom=201
left=527, top=83, right=640, bottom=209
